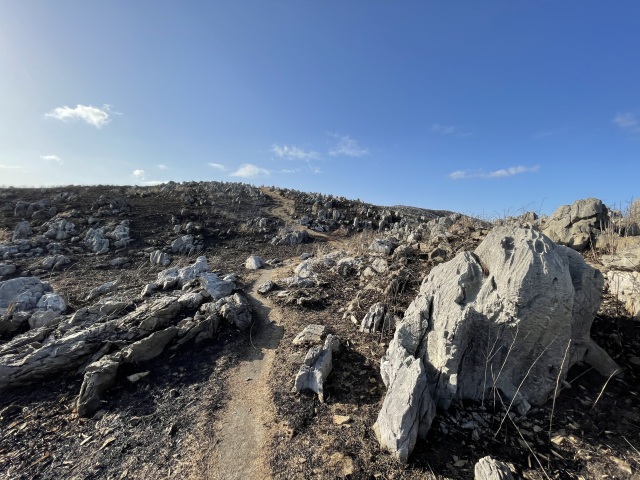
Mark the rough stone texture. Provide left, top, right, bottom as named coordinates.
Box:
left=200, top=272, right=235, bottom=300
left=369, top=238, right=398, bottom=255
left=294, top=334, right=339, bottom=402
left=474, top=456, right=514, bottom=480
left=376, top=226, right=618, bottom=463
left=150, top=250, right=171, bottom=267
left=601, top=242, right=640, bottom=271
left=156, top=256, right=211, bottom=290
left=245, top=255, right=265, bottom=270
left=292, top=324, right=327, bottom=346
left=217, top=293, right=252, bottom=330
left=542, top=198, right=608, bottom=251
left=76, top=355, right=120, bottom=417
left=121, top=327, right=178, bottom=364
left=257, top=280, right=275, bottom=294
left=0, top=263, right=16, bottom=277
left=373, top=350, right=436, bottom=464
left=0, top=277, right=51, bottom=313
left=85, top=228, right=109, bottom=254
left=607, top=270, right=640, bottom=318
left=359, top=302, right=395, bottom=334
left=271, top=229, right=309, bottom=246
left=85, top=280, right=119, bottom=302
left=12, top=220, right=32, bottom=241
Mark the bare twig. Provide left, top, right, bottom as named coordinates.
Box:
left=591, top=368, right=621, bottom=411
left=549, top=339, right=571, bottom=441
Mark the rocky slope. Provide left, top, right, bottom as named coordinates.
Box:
left=0, top=184, right=638, bottom=480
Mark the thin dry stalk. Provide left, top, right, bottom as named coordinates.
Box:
left=591, top=368, right=621, bottom=411
left=549, top=339, right=571, bottom=441
left=498, top=394, right=551, bottom=480
left=494, top=335, right=557, bottom=438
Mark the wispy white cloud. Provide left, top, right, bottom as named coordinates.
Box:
left=45, top=104, right=112, bottom=128
left=0, top=164, right=22, bottom=169
left=141, top=180, right=166, bottom=186
left=40, top=154, right=63, bottom=164
left=432, top=124, right=458, bottom=135
left=280, top=168, right=302, bottom=174
left=533, top=128, right=565, bottom=139
left=449, top=165, right=540, bottom=180
left=614, top=112, right=640, bottom=133
left=230, top=164, right=270, bottom=178
left=329, top=134, right=368, bottom=157
left=132, top=169, right=146, bottom=179
left=157, top=164, right=169, bottom=170
left=271, top=144, right=319, bottom=161
left=208, top=162, right=227, bottom=171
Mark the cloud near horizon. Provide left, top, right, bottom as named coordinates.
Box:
left=157, top=164, right=169, bottom=170
left=41, top=155, right=63, bottom=164
left=449, top=165, right=540, bottom=180
left=230, top=164, right=270, bottom=178
left=45, top=104, right=112, bottom=128
left=271, top=144, right=319, bottom=161
left=0, top=164, right=22, bottom=169
left=329, top=134, right=368, bottom=157
left=208, top=162, right=227, bottom=171
left=614, top=112, right=640, bottom=133
left=132, top=169, right=146, bottom=180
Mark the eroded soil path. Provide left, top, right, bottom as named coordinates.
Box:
left=206, top=268, right=285, bottom=480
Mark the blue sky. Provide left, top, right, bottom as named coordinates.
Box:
left=1, top=1, right=639, bottom=217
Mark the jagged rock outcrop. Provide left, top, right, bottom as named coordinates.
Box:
left=359, top=302, right=395, bottom=334
left=542, top=198, right=608, bottom=251
left=271, top=228, right=309, bottom=246
left=294, top=334, right=339, bottom=402
left=375, top=226, right=618, bottom=463
left=150, top=250, right=172, bottom=267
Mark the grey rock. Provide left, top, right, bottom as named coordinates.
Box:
left=76, top=355, right=120, bottom=417
left=271, top=229, right=309, bottom=246
left=121, top=327, right=178, bottom=364
left=369, top=238, right=398, bottom=255
left=218, top=293, right=252, bottom=330
left=601, top=243, right=640, bottom=271
left=150, top=250, right=171, bottom=267
left=245, top=255, right=265, bottom=270
left=157, top=255, right=210, bottom=290
left=200, top=272, right=235, bottom=300
left=474, top=456, right=514, bottom=480
left=85, top=280, right=119, bottom=302
left=292, top=324, right=327, bottom=346
left=373, top=350, right=436, bottom=464
left=360, top=303, right=395, bottom=334
left=294, top=334, right=338, bottom=402
left=0, top=277, right=51, bottom=313
left=376, top=226, right=618, bottom=462
left=542, top=198, right=608, bottom=251
left=41, top=255, right=71, bottom=271
left=85, top=228, right=110, bottom=254
left=257, top=280, right=275, bottom=294
left=0, top=264, right=16, bottom=277
left=12, top=221, right=32, bottom=241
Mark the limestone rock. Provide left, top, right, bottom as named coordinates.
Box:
left=85, top=280, right=119, bottom=302
left=474, top=456, right=514, bottom=480
left=376, top=226, right=618, bottom=462
left=245, top=255, right=265, bottom=270
left=0, top=264, right=16, bottom=277
left=294, top=334, right=338, bottom=402
left=76, top=355, right=120, bottom=417
left=373, top=351, right=435, bottom=464
left=542, top=198, right=608, bottom=251
left=12, top=221, right=32, bottom=241
left=217, top=293, right=252, bottom=330
left=121, top=327, right=178, bottom=364
left=0, top=277, right=51, bottom=313
left=359, top=303, right=395, bottom=334
left=369, top=238, right=398, bottom=255
left=257, top=280, right=275, bottom=294
left=601, top=242, right=640, bottom=271
left=150, top=250, right=171, bottom=267
left=271, top=229, right=309, bottom=246
left=293, top=324, right=327, bottom=346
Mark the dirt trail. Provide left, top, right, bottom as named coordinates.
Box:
left=206, top=268, right=284, bottom=480
left=200, top=189, right=348, bottom=479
